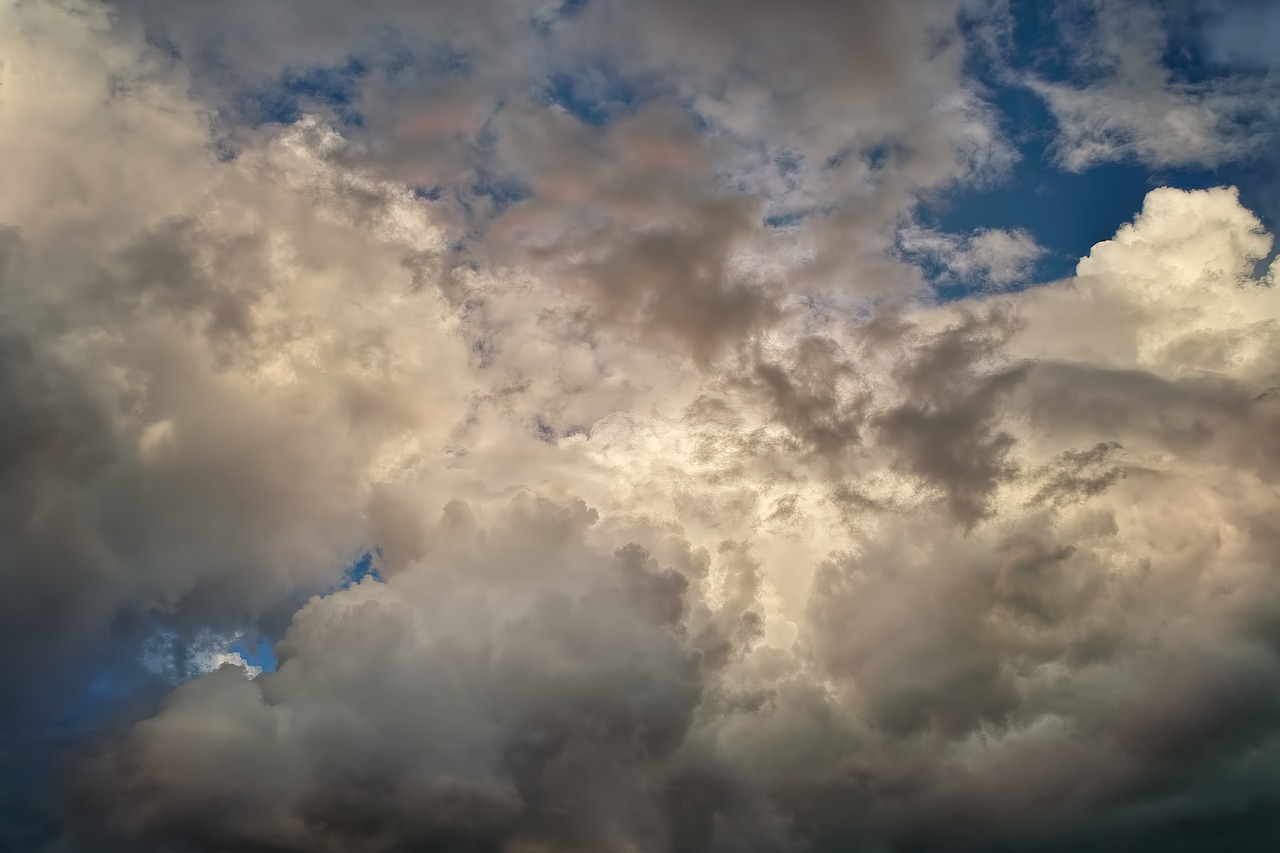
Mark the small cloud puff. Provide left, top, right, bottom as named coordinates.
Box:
left=900, top=225, right=1047, bottom=289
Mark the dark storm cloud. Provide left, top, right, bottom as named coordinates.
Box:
left=1025, top=440, right=1127, bottom=509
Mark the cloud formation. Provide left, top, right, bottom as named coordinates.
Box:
left=1030, top=0, right=1278, bottom=171
left=3, top=1, right=1280, bottom=851
left=900, top=225, right=1047, bottom=290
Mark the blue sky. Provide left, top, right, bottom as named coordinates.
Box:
left=52, top=552, right=385, bottom=734
left=926, top=0, right=1280, bottom=284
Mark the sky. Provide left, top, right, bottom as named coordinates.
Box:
left=2, top=0, right=1280, bottom=850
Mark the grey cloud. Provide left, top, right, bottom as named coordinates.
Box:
left=483, top=104, right=786, bottom=360
left=687, top=541, right=767, bottom=673
left=1026, top=441, right=1127, bottom=508
left=806, top=531, right=1021, bottom=740
left=0, top=7, right=478, bottom=754
left=748, top=336, right=868, bottom=459
left=10, top=2, right=1280, bottom=852
left=75, top=496, right=712, bottom=853
left=104, top=0, right=1017, bottom=353
left=874, top=309, right=1028, bottom=528
left=1019, top=361, right=1275, bottom=463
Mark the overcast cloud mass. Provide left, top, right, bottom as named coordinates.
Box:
left=2, top=0, right=1280, bottom=850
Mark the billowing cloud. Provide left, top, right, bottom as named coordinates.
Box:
left=4, top=1, right=1280, bottom=851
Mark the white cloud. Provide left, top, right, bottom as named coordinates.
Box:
left=900, top=225, right=1048, bottom=289
left=1030, top=0, right=1276, bottom=171
left=141, top=628, right=262, bottom=680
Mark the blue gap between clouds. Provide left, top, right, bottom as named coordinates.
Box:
left=917, top=0, right=1277, bottom=297
left=59, top=552, right=385, bottom=735
left=229, top=552, right=386, bottom=675
left=15, top=553, right=382, bottom=849
left=531, top=0, right=592, bottom=36
left=465, top=60, right=649, bottom=219
left=242, top=58, right=370, bottom=128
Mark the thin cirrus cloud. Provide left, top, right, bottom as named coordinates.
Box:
left=1027, top=0, right=1276, bottom=173
left=1, top=0, right=1279, bottom=851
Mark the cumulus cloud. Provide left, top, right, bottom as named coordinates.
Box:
left=0, top=0, right=478, bottom=729
left=65, top=178, right=1280, bottom=850
left=4, top=0, right=1280, bottom=851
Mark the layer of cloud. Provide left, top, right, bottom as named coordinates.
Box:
left=3, top=1, right=1280, bottom=852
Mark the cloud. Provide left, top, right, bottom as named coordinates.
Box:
left=900, top=225, right=1048, bottom=289
left=0, top=0, right=479, bottom=732
left=4, top=0, right=1280, bottom=851
left=1030, top=0, right=1277, bottom=171
left=68, top=180, right=1280, bottom=851
left=102, top=0, right=1020, bottom=337
left=77, top=494, right=737, bottom=853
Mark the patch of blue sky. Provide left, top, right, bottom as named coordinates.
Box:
left=534, top=416, right=557, bottom=443
left=470, top=177, right=533, bottom=212
left=764, top=210, right=810, bottom=230
left=1176, top=0, right=1280, bottom=75
left=52, top=552, right=384, bottom=738
left=215, top=553, right=385, bottom=676
left=533, top=416, right=595, bottom=445
left=862, top=142, right=904, bottom=174
left=454, top=133, right=533, bottom=222
left=530, top=0, right=592, bottom=36
left=981, top=1, right=1078, bottom=86
left=241, top=57, right=370, bottom=128
left=543, top=66, right=641, bottom=127
left=922, top=153, right=1185, bottom=286
left=228, top=635, right=280, bottom=674
left=340, top=551, right=385, bottom=590
left=52, top=639, right=166, bottom=736
left=458, top=175, right=533, bottom=226
left=921, top=0, right=1279, bottom=292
